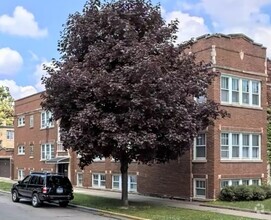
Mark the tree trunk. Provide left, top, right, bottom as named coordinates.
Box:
left=120, top=159, right=129, bottom=206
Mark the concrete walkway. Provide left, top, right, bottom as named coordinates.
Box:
left=74, top=187, right=271, bottom=220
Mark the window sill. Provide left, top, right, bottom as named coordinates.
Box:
left=17, top=125, right=25, bottom=127
left=221, top=159, right=262, bottom=163
left=17, top=154, right=25, bottom=156
left=192, top=159, right=207, bottom=163
left=221, top=103, right=263, bottom=110
left=29, top=156, right=34, bottom=159
left=40, top=126, right=54, bottom=130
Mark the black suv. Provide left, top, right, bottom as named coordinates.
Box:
left=11, top=172, right=74, bottom=207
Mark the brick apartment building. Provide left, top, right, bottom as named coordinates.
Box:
left=0, top=125, right=14, bottom=178
left=13, top=33, right=268, bottom=200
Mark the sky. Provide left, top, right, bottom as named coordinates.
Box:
left=0, top=0, right=271, bottom=100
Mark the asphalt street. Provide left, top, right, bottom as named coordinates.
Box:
left=0, top=192, right=118, bottom=220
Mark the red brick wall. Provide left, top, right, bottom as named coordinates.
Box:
left=191, top=34, right=267, bottom=199
left=14, top=92, right=58, bottom=179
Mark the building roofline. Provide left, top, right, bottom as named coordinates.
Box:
left=194, top=33, right=266, bottom=49
left=15, top=91, right=45, bottom=102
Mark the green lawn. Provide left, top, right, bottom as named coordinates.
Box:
left=72, top=193, right=253, bottom=220
left=211, top=199, right=271, bottom=212
left=0, top=181, right=253, bottom=220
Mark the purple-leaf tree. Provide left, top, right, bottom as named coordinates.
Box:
left=41, top=0, right=228, bottom=206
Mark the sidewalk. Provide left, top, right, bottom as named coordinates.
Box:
left=74, top=187, right=271, bottom=220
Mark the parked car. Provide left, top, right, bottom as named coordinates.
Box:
left=11, top=172, right=74, bottom=207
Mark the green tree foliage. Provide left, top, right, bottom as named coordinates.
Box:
left=0, top=86, right=14, bottom=126
left=41, top=0, right=227, bottom=205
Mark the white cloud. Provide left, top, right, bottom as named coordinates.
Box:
left=162, top=9, right=209, bottom=44
left=0, top=6, right=48, bottom=38
left=0, top=80, right=37, bottom=100
left=33, top=60, right=50, bottom=91
left=181, top=0, right=271, bottom=56
left=0, top=48, right=23, bottom=75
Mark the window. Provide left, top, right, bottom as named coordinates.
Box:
left=18, top=145, right=25, bottom=155
left=30, top=115, right=34, bottom=128
left=194, top=134, right=206, bottom=160
left=221, top=76, right=261, bottom=107
left=77, top=173, right=83, bottom=187
left=221, top=77, right=229, bottom=102
left=194, top=179, right=206, bottom=198
left=220, top=133, right=261, bottom=160
left=242, top=179, right=249, bottom=186
left=41, top=144, right=55, bottom=160
left=111, top=174, right=138, bottom=192
left=41, top=111, right=54, bottom=128
left=112, top=175, right=121, bottom=190
left=6, top=130, right=14, bottom=140
left=129, top=175, right=137, bottom=192
left=232, top=78, right=239, bottom=103
left=220, top=180, right=229, bottom=188
left=18, top=169, right=25, bottom=180
left=92, top=173, right=106, bottom=188
left=18, top=116, right=25, bottom=127
left=221, top=179, right=261, bottom=189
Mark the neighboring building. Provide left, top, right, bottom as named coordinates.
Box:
left=0, top=125, right=14, bottom=178
left=13, top=33, right=268, bottom=200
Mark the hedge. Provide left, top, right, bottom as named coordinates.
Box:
left=219, top=185, right=271, bottom=201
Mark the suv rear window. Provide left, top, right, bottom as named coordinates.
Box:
left=46, top=176, right=72, bottom=188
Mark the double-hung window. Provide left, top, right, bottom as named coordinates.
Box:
left=194, top=179, right=206, bottom=198
left=41, top=111, right=54, bottom=128
left=111, top=174, right=138, bottom=192
left=194, top=134, right=206, bottom=160
left=221, top=75, right=261, bottom=107
left=7, top=130, right=14, bottom=140
left=18, top=116, right=25, bottom=127
left=220, top=132, right=261, bottom=160
left=41, top=143, right=55, bottom=160
left=18, top=145, right=25, bottom=155
left=92, top=173, right=106, bottom=188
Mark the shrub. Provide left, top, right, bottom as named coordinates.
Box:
left=261, top=185, right=271, bottom=199
left=234, top=185, right=253, bottom=201
left=250, top=186, right=266, bottom=201
left=219, top=186, right=236, bottom=201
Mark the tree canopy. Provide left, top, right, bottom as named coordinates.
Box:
left=0, top=86, right=14, bottom=126
left=42, top=0, right=227, bottom=204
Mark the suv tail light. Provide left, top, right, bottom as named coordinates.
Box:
left=42, top=187, right=48, bottom=193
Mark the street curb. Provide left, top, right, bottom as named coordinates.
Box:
left=200, top=203, right=271, bottom=215
left=1, top=189, right=149, bottom=220
left=68, top=203, right=150, bottom=220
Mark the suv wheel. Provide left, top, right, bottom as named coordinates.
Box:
left=32, top=193, right=41, bottom=207
left=59, top=201, right=69, bottom=207
left=12, top=190, right=19, bottom=202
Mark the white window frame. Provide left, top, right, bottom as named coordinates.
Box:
left=111, top=174, right=137, bottom=192
left=194, top=179, right=206, bottom=198
left=29, top=115, right=34, bottom=128
left=18, top=145, right=25, bottom=155
left=194, top=133, right=206, bottom=160
left=221, top=75, right=261, bottom=107
left=41, top=143, right=55, bottom=160
left=41, top=111, right=54, bottom=129
left=92, top=173, right=106, bottom=188
left=17, top=116, right=25, bottom=127
left=220, top=132, right=261, bottom=161
left=77, top=173, right=83, bottom=187
left=18, top=169, right=25, bottom=180
left=6, top=130, right=14, bottom=140
left=220, top=179, right=261, bottom=189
